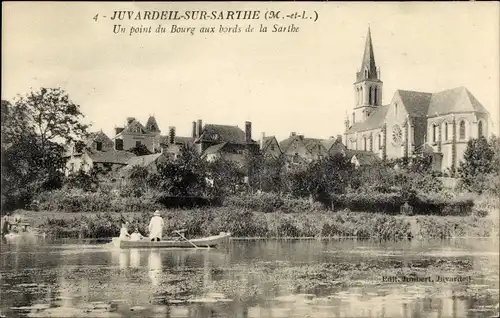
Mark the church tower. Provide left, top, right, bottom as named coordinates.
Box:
left=353, top=26, right=383, bottom=124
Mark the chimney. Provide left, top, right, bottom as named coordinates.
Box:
left=290, top=132, right=296, bottom=137
left=169, top=126, right=176, bottom=144
left=126, top=117, right=135, bottom=125
left=260, top=132, right=265, bottom=149
left=196, top=119, right=203, bottom=138
left=245, top=121, right=252, bottom=143
left=192, top=121, right=197, bottom=139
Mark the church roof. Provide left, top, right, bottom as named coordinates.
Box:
left=427, top=86, right=489, bottom=116
left=347, top=105, right=390, bottom=134
left=356, top=26, right=379, bottom=82
left=397, top=90, right=433, bottom=117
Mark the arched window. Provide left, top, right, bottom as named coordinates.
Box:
left=432, top=124, right=437, bottom=142
left=363, top=136, right=367, bottom=151
left=364, top=69, right=368, bottom=78
left=374, top=87, right=378, bottom=105
left=444, top=122, right=448, bottom=141
left=478, top=120, right=484, bottom=138
left=395, top=103, right=398, bottom=116
left=369, top=87, right=372, bottom=105
left=459, top=120, right=466, bottom=140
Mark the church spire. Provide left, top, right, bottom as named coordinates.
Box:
left=357, top=26, right=378, bottom=82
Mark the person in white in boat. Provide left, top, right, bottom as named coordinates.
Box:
left=130, top=228, right=144, bottom=241
left=148, top=210, right=164, bottom=242
left=119, top=222, right=131, bottom=240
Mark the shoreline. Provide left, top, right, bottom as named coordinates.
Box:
left=7, top=208, right=499, bottom=241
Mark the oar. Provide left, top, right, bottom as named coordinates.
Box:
left=173, top=229, right=200, bottom=249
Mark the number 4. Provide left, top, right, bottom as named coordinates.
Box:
left=93, top=14, right=98, bottom=22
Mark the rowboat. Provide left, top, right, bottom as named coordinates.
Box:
left=112, top=232, right=231, bottom=249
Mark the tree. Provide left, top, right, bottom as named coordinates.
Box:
left=207, top=156, right=245, bottom=196
left=1, top=88, right=89, bottom=210
left=458, top=136, right=496, bottom=193
left=127, top=144, right=152, bottom=156
left=154, top=145, right=207, bottom=196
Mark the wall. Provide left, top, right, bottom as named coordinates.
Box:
left=65, top=153, right=93, bottom=176
left=384, top=93, right=410, bottom=159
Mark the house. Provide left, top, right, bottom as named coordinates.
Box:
left=65, top=131, right=136, bottom=177
left=193, top=119, right=259, bottom=165
left=112, top=116, right=162, bottom=153
left=259, top=133, right=282, bottom=158
left=279, top=133, right=343, bottom=164
left=344, top=27, right=491, bottom=172
left=120, top=153, right=169, bottom=177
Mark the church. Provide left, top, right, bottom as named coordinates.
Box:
left=343, top=27, right=491, bottom=173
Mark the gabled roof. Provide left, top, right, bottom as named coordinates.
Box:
left=126, top=153, right=163, bottom=167
left=198, top=124, right=248, bottom=144
left=427, top=86, right=489, bottom=116
left=88, top=150, right=136, bottom=165
left=397, top=90, right=433, bottom=117
left=347, top=105, right=390, bottom=134
left=145, top=116, right=160, bottom=133
left=262, top=136, right=280, bottom=151
left=203, top=142, right=228, bottom=156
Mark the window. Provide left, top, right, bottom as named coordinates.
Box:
left=363, top=136, right=367, bottom=151
left=270, top=145, right=275, bottom=151
left=356, top=87, right=359, bottom=105
left=378, top=134, right=382, bottom=149
left=374, top=87, right=378, bottom=105
left=150, top=125, right=156, bottom=131
left=96, top=141, right=103, bottom=151
left=432, top=124, right=437, bottom=143
left=444, top=122, right=448, bottom=141
left=115, top=139, right=123, bottom=150
left=368, top=87, right=372, bottom=105
left=364, top=69, right=368, bottom=78
left=352, top=112, right=356, bottom=124
left=395, top=103, right=398, bottom=116
left=459, top=120, right=466, bottom=140
left=478, top=120, right=484, bottom=138
left=136, top=141, right=142, bottom=147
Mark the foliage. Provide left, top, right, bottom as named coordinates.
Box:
left=127, top=144, right=152, bottom=156
left=1, top=89, right=89, bottom=211
left=155, top=145, right=207, bottom=196
left=458, top=136, right=498, bottom=194
left=207, top=155, right=245, bottom=196
left=64, top=168, right=100, bottom=192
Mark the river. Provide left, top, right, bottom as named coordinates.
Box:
left=0, top=237, right=498, bottom=317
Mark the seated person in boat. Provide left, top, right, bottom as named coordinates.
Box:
left=119, top=222, right=131, bottom=240
left=130, top=228, right=144, bottom=241
left=148, top=210, right=164, bottom=242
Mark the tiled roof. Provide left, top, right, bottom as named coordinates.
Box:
left=397, top=90, right=433, bottom=117
left=427, top=87, right=489, bottom=116
left=203, top=142, right=228, bottom=156
left=145, top=116, right=160, bottom=133
left=347, top=105, right=389, bottom=134
left=88, top=150, right=136, bottom=165
left=198, top=124, right=248, bottom=144
left=126, top=153, right=163, bottom=167
left=159, top=135, right=194, bottom=145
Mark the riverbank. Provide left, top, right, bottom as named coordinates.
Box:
left=12, top=206, right=499, bottom=240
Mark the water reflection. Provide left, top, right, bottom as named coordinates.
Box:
left=130, top=249, right=140, bottom=268
left=148, top=251, right=162, bottom=287
left=0, top=238, right=498, bottom=318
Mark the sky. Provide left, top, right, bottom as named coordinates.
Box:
left=2, top=2, right=499, bottom=142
